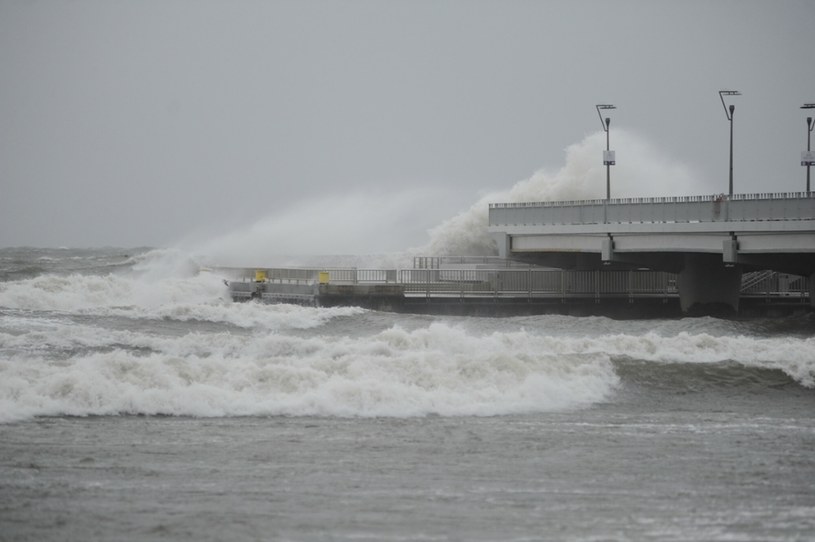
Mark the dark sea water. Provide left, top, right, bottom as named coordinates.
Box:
left=1, top=247, right=814, bottom=541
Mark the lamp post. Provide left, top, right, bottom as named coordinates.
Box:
left=719, top=90, right=741, bottom=197
left=801, top=103, right=815, bottom=193
left=596, top=104, right=616, bottom=200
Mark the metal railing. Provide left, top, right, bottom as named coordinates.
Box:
left=229, top=267, right=398, bottom=284
left=225, top=266, right=809, bottom=301
left=740, top=271, right=810, bottom=299
left=489, top=191, right=815, bottom=227
left=398, top=268, right=678, bottom=300
left=413, top=256, right=534, bottom=269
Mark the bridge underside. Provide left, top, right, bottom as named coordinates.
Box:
left=495, top=232, right=815, bottom=314
left=510, top=250, right=815, bottom=277
left=489, top=193, right=815, bottom=314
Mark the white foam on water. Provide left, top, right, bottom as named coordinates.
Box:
left=0, top=248, right=363, bottom=330
left=0, top=322, right=620, bottom=422
left=598, top=331, right=815, bottom=387
left=2, top=315, right=813, bottom=423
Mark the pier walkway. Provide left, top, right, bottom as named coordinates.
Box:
left=225, top=260, right=810, bottom=317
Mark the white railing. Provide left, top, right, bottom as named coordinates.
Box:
left=228, top=267, right=678, bottom=296
left=228, top=267, right=398, bottom=284
left=227, top=267, right=809, bottom=301
left=489, top=192, right=815, bottom=226
left=398, top=268, right=679, bottom=299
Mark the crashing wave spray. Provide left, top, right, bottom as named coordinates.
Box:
left=422, top=129, right=707, bottom=256
left=2, top=315, right=813, bottom=422
left=186, top=189, right=451, bottom=268
left=184, top=129, right=704, bottom=264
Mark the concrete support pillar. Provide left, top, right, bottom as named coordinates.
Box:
left=491, top=233, right=511, bottom=259
left=677, top=254, right=742, bottom=314
left=601, top=236, right=614, bottom=263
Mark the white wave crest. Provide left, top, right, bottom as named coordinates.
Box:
left=3, top=294, right=813, bottom=423
left=598, top=331, right=815, bottom=387
left=0, top=272, right=224, bottom=312
left=0, top=323, right=619, bottom=422
left=0, top=246, right=366, bottom=330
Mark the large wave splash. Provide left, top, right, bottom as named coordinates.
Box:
left=179, top=129, right=704, bottom=265
left=185, top=189, right=449, bottom=269
left=2, top=312, right=814, bottom=422
left=0, top=248, right=365, bottom=329
left=0, top=321, right=619, bottom=422
left=422, top=129, right=706, bottom=256
left=0, top=249, right=218, bottom=310
left=0, top=249, right=357, bottom=330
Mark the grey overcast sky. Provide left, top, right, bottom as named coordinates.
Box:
left=1, top=0, right=814, bottom=251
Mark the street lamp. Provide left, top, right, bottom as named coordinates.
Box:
left=801, top=103, right=815, bottom=193
left=719, top=90, right=741, bottom=197
left=596, top=104, right=616, bottom=200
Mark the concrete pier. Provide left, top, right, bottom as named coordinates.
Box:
left=225, top=264, right=810, bottom=318
left=677, top=254, right=742, bottom=314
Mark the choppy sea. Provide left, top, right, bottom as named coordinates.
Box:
left=1, top=247, right=814, bottom=541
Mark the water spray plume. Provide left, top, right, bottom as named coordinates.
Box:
left=422, top=129, right=706, bottom=256
left=185, top=130, right=704, bottom=263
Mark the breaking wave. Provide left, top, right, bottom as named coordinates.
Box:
left=0, top=320, right=620, bottom=422
left=2, top=307, right=813, bottom=423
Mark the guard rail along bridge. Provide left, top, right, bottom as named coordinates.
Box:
left=226, top=259, right=811, bottom=318
left=488, top=191, right=815, bottom=313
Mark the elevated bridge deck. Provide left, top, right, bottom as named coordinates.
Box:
left=488, top=192, right=815, bottom=312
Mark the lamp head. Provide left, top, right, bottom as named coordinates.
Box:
left=596, top=104, right=616, bottom=132
left=719, top=91, right=741, bottom=119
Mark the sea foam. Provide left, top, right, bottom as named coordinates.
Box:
left=0, top=320, right=620, bottom=422
left=3, top=308, right=815, bottom=423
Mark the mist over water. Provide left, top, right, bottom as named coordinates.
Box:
left=186, top=189, right=446, bottom=268
left=182, top=130, right=705, bottom=266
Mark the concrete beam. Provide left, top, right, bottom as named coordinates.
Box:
left=511, top=234, right=604, bottom=253
left=489, top=218, right=815, bottom=236
left=736, top=233, right=815, bottom=253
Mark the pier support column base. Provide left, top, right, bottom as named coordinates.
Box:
left=678, top=254, right=742, bottom=315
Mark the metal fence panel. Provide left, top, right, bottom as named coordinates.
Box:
left=489, top=192, right=815, bottom=226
